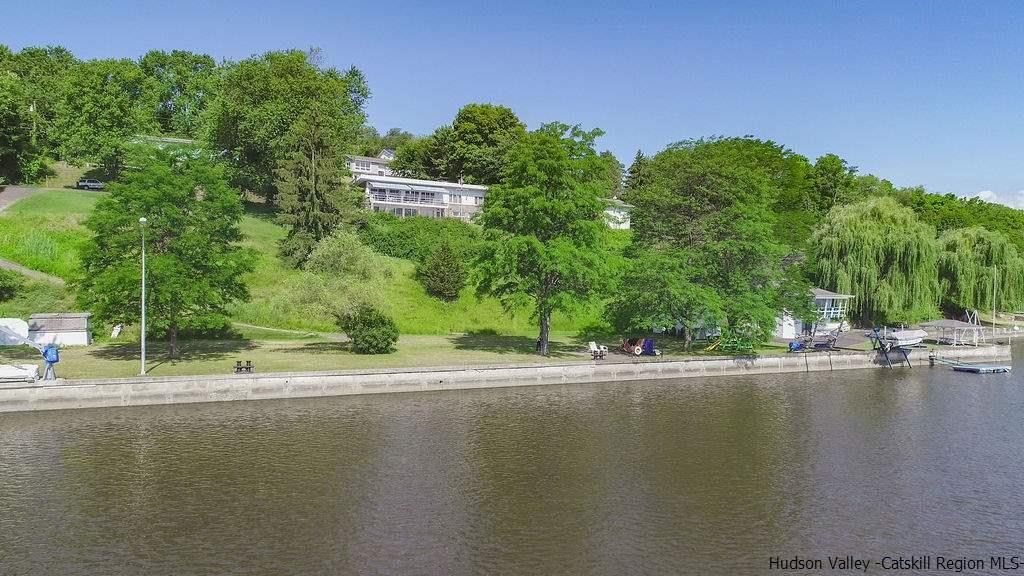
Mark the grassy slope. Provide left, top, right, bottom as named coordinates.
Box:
left=231, top=207, right=603, bottom=335
left=0, top=189, right=101, bottom=280
left=1, top=190, right=603, bottom=337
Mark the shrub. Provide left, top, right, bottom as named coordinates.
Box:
left=337, top=304, right=399, bottom=354
left=416, top=239, right=467, bottom=301
left=360, top=212, right=481, bottom=262
left=304, top=230, right=390, bottom=280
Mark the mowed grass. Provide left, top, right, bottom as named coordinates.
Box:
left=0, top=189, right=102, bottom=280
left=0, top=332, right=596, bottom=379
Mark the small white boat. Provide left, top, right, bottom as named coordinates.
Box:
left=884, top=329, right=928, bottom=348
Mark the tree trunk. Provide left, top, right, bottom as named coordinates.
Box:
left=538, top=309, right=551, bottom=356
left=169, top=324, right=180, bottom=359
left=683, top=325, right=693, bottom=351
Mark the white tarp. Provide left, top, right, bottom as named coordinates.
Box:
left=0, top=318, right=30, bottom=346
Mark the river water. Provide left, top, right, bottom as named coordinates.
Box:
left=2, top=350, right=1023, bottom=575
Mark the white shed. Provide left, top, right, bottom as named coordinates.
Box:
left=29, top=313, right=93, bottom=346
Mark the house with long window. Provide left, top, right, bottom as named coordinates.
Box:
left=353, top=174, right=488, bottom=221
left=346, top=150, right=394, bottom=177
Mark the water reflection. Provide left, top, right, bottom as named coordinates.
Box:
left=2, top=351, right=1024, bottom=575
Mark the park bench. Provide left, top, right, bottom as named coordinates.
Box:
left=233, top=360, right=254, bottom=374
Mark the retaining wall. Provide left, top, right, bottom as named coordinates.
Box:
left=0, top=345, right=1010, bottom=413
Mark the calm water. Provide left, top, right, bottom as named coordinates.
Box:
left=2, top=350, right=1024, bottom=575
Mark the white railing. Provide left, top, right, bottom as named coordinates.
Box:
left=369, top=194, right=443, bottom=206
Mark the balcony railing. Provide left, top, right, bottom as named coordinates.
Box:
left=369, top=194, right=443, bottom=206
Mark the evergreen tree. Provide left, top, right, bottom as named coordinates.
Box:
left=274, top=101, right=362, bottom=267
left=623, top=150, right=649, bottom=194
left=417, top=239, right=468, bottom=301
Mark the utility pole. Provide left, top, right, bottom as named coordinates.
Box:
left=139, top=217, right=148, bottom=375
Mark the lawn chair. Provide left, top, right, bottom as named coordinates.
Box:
left=588, top=341, right=608, bottom=360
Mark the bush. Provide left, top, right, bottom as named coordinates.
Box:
left=416, top=239, right=467, bottom=301
left=304, top=230, right=390, bottom=280
left=360, top=212, right=481, bottom=262
left=337, top=304, right=399, bottom=354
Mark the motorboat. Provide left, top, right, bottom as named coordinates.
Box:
left=883, top=329, right=928, bottom=348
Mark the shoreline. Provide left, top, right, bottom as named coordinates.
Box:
left=0, top=344, right=1011, bottom=413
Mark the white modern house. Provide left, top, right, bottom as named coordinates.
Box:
left=353, top=174, right=488, bottom=221
left=774, top=288, right=854, bottom=339
left=346, top=149, right=631, bottom=227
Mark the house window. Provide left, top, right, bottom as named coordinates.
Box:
left=450, top=194, right=462, bottom=205
left=353, top=160, right=371, bottom=171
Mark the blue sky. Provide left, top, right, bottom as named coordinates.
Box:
left=6, top=0, right=1024, bottom=206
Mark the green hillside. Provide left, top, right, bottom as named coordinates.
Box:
left=0, top=189, right=603, bottom=337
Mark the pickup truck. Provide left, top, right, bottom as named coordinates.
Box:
left=76, top=178, right=105, bottom=190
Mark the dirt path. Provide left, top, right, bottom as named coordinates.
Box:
left=0, top=186, right=66, bottom=286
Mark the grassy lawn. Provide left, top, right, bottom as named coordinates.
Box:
left=0, top=331, right=793, bottom=380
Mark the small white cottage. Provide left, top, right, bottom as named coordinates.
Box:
left=774, top=288, right=854, bottom=339
left=29, top=313, right=93, bottom=346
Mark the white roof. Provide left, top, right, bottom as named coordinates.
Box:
left=811, top=288, right=854, bottom=300
left=411, top=185, right=448, bottom=194
left=355, top=174, right=488, bottom=192
left=367, top=182, right=411, bottom=191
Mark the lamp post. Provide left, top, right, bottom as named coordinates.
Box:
left=139, top=216, right=147, bottom=376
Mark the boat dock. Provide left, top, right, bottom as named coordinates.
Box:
left=930, top=352, right=1012, bottom=374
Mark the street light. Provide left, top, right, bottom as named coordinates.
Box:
left=139, top=216, right=147, bottom=376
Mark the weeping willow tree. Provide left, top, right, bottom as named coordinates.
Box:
left=811, top=197, right=940, bottom=325
left=938, top=227, right=1024, bottom=313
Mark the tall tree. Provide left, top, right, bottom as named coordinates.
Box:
left=140, top=49, right=219, bottom=138
left=204, top=50, right=368, bottom=202
left=0, top=71, right=39, bottom=183
left=626, top=141, right=790, bottom=340
left=809, top=153, right=857, bottom=209
left=390, top=103, right=524, bottom=184
left=54, top=58, right=157, bottom=176
left=476, top=123, right=609, bottom=355
left=3, top=45, right=77, bottom=154
left=811, top=197, right=940, bottom=325
left=622, top=150, right=649, bottom=198
left=598, top=150, right=623, bottom=197
left=938, top=227, right=1024, bottom=314
left=274, top=99, right=362, bottom=267
left=77, top=146, right=252, bottom=358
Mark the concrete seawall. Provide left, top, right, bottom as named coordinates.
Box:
left=0, top=345, right=1011, bottom=413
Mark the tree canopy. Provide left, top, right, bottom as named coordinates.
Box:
left=140, top=49, right=219, bottom=138
left=0, top=71, right=38, bottom=183
left=476, top=123, right=609, bottom=355
left=77, top=146, right=252, bottom=357
left=54, top=59, right=158, bottom=176
left=204, top=49, right=368, bottom=202
left=937, top=226, right=1024, bottom=314
left=623, top=138, right=794, bottom=340
left=811, top=197, right=940, bottom=325
left=391, top=103, right=524, bottom=184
